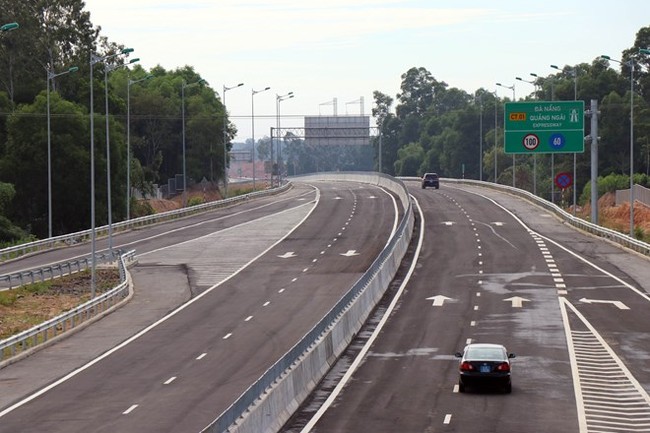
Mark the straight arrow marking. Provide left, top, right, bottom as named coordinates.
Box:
left=278, top=252, right=297, bottom=259
left=504, top=296, right=530, bottom=308
left=340, top=250, right=359, bottom=257
left=426, top=295, right=455, bottom=306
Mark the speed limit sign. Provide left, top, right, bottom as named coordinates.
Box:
left=522, top=133, right=540, bottom=150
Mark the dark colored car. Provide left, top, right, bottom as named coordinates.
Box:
left=455, top=343, right=515, bottom=393
left=421, top=172, right=439, bottom=189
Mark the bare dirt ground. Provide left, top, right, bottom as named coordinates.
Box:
left=575, top=192, right=650, bottom=240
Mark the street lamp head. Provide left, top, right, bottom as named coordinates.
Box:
left=0, top=22, right=19, bottom=32
left=530, top=73, right=539, bottom=78
left=496, top=82, right=502, bottom=86
left=121, top=48, right=134, bottom=54
left=237, top=83, right=244, bottom=87
left=550, top=64, right=560, bottom=70
left=600, top=55, right=612, bottom=61
left=68, top=66, right=79, bottom=73
left=639, top=49, right=650, bottom=55
left=264, top=86, right=271, bottom=91
left=128, top=58, right=140, bottom=64
left=516, top=77, right=523, bottom=81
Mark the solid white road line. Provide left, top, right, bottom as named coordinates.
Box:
left=123, top=405, right=138, bottom=415
left=298, top=195, right=426, bottom=433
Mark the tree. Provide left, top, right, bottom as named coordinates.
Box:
left=1, top=91, right=89, bottom=236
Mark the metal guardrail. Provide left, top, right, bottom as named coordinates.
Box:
left=0, top=183, right=291, bottom=263
left=0, top=250, right=136, bottom=364
left=203, top=172, right=413, bottom=433
left=0, top=249, right=122, bottom=290
left=406, top=177, right=650, bottom=257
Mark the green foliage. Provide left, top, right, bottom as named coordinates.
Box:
left=579, top=173, right=642, bottom=204
left=130, top=200, right=156, bottom=218
left=394, top=142, right=424, bottom=176
left=0, top=290, right=18, bottom=306
left=0, top=7, right=229, bottom=237
left=634, top=226, right=646, bottom=241
left=187, top=196, right=204, bottom=207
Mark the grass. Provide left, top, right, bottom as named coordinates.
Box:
left=0, top=269, right=120, bottom=340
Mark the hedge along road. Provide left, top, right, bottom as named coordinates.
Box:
left=0, top=180, right=400, bottom=433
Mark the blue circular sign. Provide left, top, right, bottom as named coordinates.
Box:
left=554, top=172, right=573, bottom=189
left=549, top=133, right=566, bottom=150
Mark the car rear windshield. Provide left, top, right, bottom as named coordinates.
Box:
left=466, top=347, right=505, bottom=360
left=425, top=174, right=438, bottom=179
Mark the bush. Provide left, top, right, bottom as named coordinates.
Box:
left=130, top=200, right=156, bottom=218
left=187, top=197, right=204, bottom=207
left=580, top=173, right=636, bottom=205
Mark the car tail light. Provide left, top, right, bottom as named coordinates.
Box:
left=496, top=362, right=510, bottom=372
left=460, top=361, right=474, bottom=371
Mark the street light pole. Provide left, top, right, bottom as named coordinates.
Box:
left=251, top=86, right=270, bottom=190
left=222, top=83, right=244, bottom=196
left=601, top=53, right=644, bottom=237
left=105, top=58, right=138, bottom=253
left=126, top=73, right=153, bottom=220
left=516, top=76, right=538, bottom=195
left=276, top=92, right=294, bottom=187
left=493, top=90, right=498, bottom=183
left=222, top=82, right=243, bottom=197
left=497, top=82, right=516, bottom=187
left=532, top=72, right=558, bottom=202
left=89, top=47, right=133, bottom=297
left=46, top=65, right=78, bottom=238
left=475, top=92, right=483, bottom=181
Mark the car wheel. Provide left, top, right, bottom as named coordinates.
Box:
left=505, top=383, right=512, bottom=394
left=421, top=185, right=426, bottom=189
left=458, top=381, right=465, bottom=393
left=435, top=186, right=439, bottom=189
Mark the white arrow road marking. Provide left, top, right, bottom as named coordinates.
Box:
left=277, top=252, right=296, bottom=259
left=334, top=197, right=343, bottom=200
left=340, top=250, right=360, bottom=257
left=368, top=195, right=377, bottom=199
left=504, top=296, right=530, bottom=308
left=579, top=298, right=630, bottom=310
left=426, top=295, right=455, bottom=306
left=492, top=222, right=505, bottom=226
left=442, top=221, right=455, bottom=226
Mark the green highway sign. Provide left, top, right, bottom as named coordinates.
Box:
left=504, top=101, right=585, bottom=154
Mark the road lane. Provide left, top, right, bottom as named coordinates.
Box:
left=0, top=180, right=399, bottom=433
left=285, top=183, right=590, bottom=432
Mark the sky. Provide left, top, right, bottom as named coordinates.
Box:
left=82, top=0, right=650, bottom=142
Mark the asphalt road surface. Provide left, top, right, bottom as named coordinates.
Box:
left=0, top=180, right=400, bottom=433
left=284, top=181, right=650, bottom=433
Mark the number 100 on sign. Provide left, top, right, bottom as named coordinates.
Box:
left=523, top=134, right=539, bottom=150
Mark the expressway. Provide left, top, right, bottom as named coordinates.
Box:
left=284, top=181, right=650, bottom=433
left=0, top=180, right=400, bottom=432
